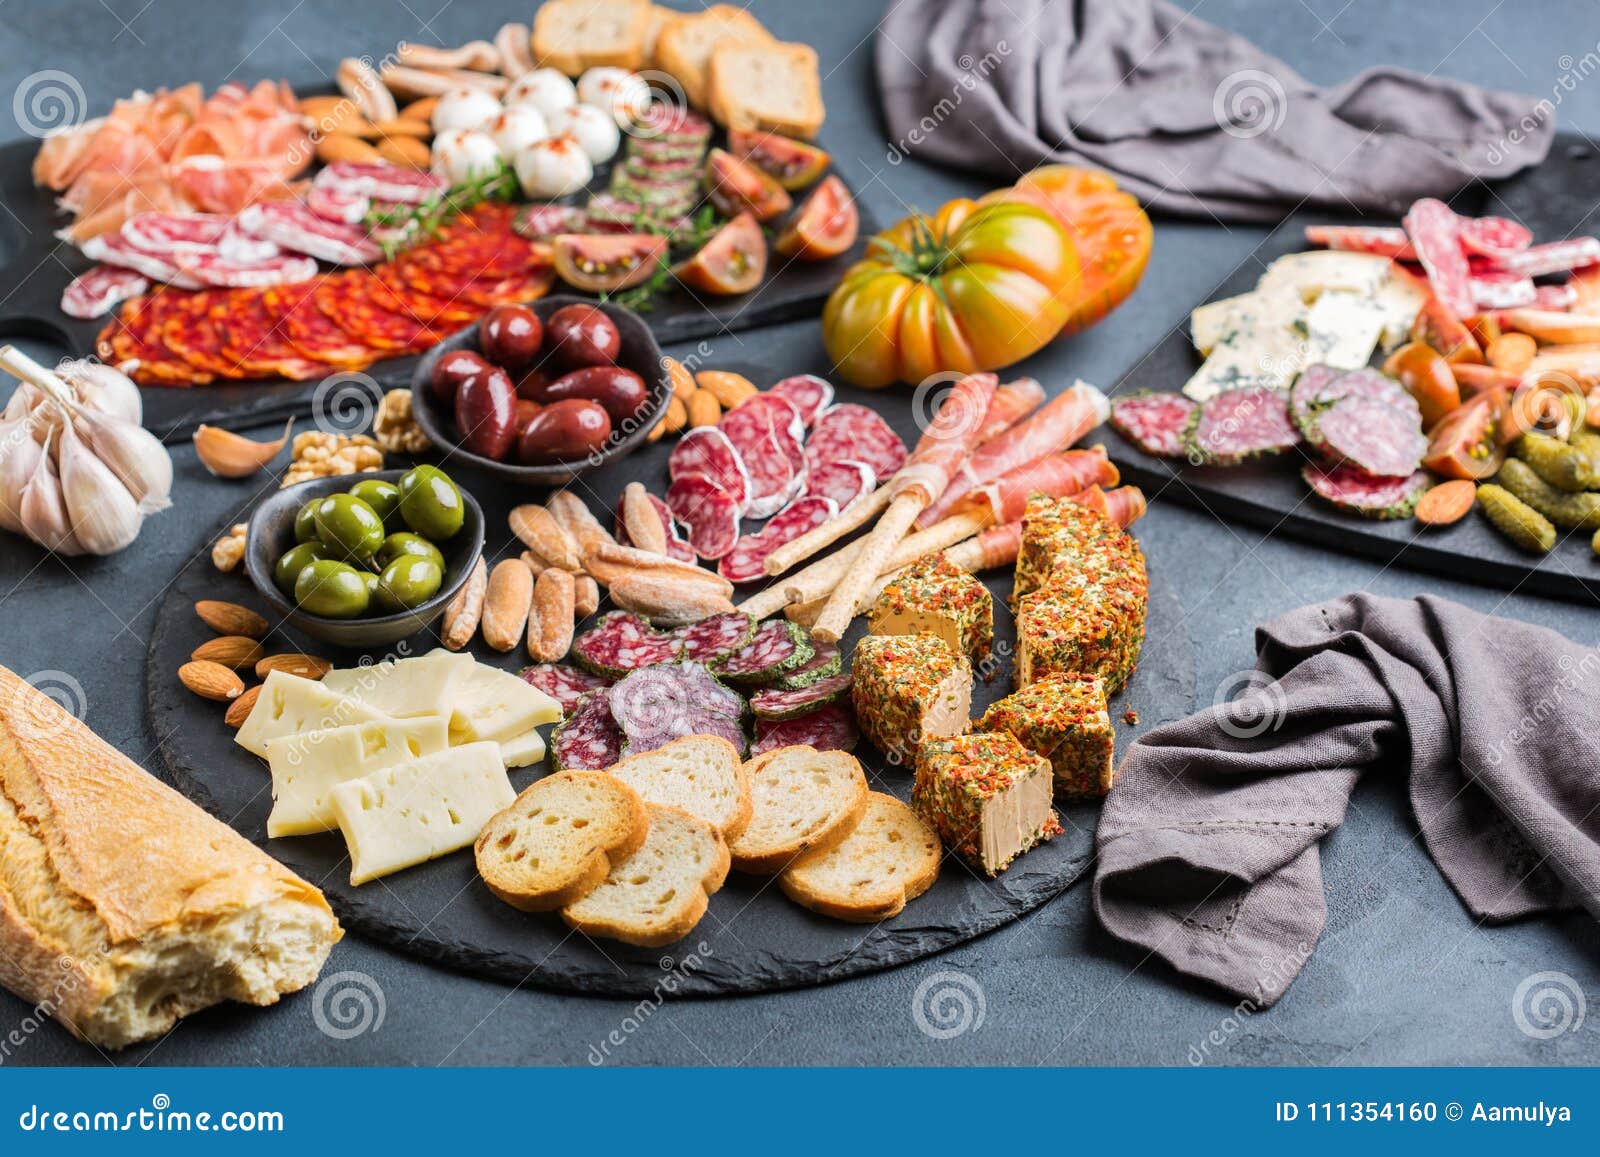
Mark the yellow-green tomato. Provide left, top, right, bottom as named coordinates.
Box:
left=397, top=465, right=464, bottom=540
left=294, top=560, right=371, bottom=618
left=374, top=556, right=443, bottom=613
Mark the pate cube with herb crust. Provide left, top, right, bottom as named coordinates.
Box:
left=1015, top=571, right=1147, bottom=695
left=978, top=674, right=1115, bottom=800
left=1013, top=493, right=1141, bottom=603
left=912, top=732, right=1062, bottom=876
left=851, top=633, right=971, bottom=764
left=868, top=554, right=993, bottom=662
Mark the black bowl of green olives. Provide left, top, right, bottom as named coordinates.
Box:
left=244, top=466, right=485, bottom=649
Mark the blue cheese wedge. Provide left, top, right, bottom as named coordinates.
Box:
left=1190, top=292, right=1255, bottom=355
left=330, top=741, right=516, bottom=885
left=1183, top=288, right=1309, bottom=400
left=1371, top=267, right=1429, bottom=350
left=265, top=715, right=450, bottom=837
left=1300, top=289, right=1385, bottom=370
left=1256, top=251, right=1392, bottom=302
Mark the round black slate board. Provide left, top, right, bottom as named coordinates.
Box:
left=146, top=501, right=1195, bottom=998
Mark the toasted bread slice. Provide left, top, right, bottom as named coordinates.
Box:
left=605, top=735, right=752, bottom=842
left=708, top=41, right=824, bottom=138
left=655, top=4, right=773, bottom=108
left=562, top=803, right=729, bottom=946
left=532, top=0, right=652, bottom=75
left=641, top=4, right=677, bottom=67
left=780, top=792, right=941, bottom=922
left=475, top=770, right=648, bottom=911
left=728, top=745, right=867, bottom=875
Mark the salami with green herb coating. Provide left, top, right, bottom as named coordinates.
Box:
left=1109, top=391, right=1196, bottom=458
left=550, top=690, right=626, bottom=771
left=717, top=619, right=814, bottom=683
left=570, top=611, right=683, bottom=677
left=519, top=663, right=612, bottom=714
left=1182, top=386, right=1301, bottom=465
left=752, top=704, right=860, bottom=755
left=670, top=612, right=756, bottom=664
left=607, top=662, right=747, bottom=757
left=1307, top=397, right=1427, bottom=478
left=1303, top=462, right=1429, bottom=519
left=774, top=640, right=842, bottom=689
left=750, top=672, right=853, bottom=720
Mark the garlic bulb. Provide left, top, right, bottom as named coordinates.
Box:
left=18, top=428, right=82, bottom=555
left=0, top=417, right=43, bottom=534
left=76, top=406, right=172, bottom=512
left=58, top=420, right=141, bottom=555
left=56, top=358, right=142, bottom=424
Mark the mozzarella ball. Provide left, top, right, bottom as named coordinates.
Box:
left=577, top=67, right=650, bottom=126
left=487, top=105, right=548, bottom=159
left=431, top=129, right=502, bottom=187
left=431, top=88, right=501, bottom=134
left=514, top=135, right=594, bottom=199
left=503, top=68, right=577, bottom=121
left=547, top=104, right=620, bottom=165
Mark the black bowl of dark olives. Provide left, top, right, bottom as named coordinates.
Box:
left=411, top=296, right=672, bottom=486
left=244, top=467, right=485, bottom=649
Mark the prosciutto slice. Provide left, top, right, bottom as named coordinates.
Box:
left=962, top=446, right=1121, bottom=524
left=886, top=372, right=998, bottom=505
left=973, top=377, right=1045, bottom=443
left=237, top=200, right=381, bottom=266
left=60, top=265, right=149, bottom=319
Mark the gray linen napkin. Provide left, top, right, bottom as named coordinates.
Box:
left=1094, top=594, right=1600, bottom=1007
left=876, top=0, right=1555, bottom=222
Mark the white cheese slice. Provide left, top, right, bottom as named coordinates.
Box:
left=1182, top=288, right=1309, bottom=400
left=1371, top=267, right=1429, bottom=351
left=235, top=671, right=382, bottom=760
left=1257, top=251, right=1391, bottom=302
left=320, top=648, right=476, bottom=720
left=1301, top=290, right=1385, bottom=370
left=497, top=727, right=547, bottom=769
left=330, top=741, right=516, bottom=885
left=266, top=715, right=451, bottom=837
left=449, top=663, right=561, bottom=744
left=1190, top=292, right=1254, bottom=355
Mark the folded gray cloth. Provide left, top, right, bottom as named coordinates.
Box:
left=876, top=0, right=1555, bottom=221
left=1094, top=594, right=1600, bottom=1007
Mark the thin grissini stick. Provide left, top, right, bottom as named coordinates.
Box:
left=811, top=374, right=999, bottom=642
left=762, top=482, right=893, bottom=576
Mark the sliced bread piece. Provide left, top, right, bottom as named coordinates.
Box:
left=562, top=804, right=729, bottom=946
left=655, top=4, right=773, bottom=109
left=641, top=3, right=677, bottom=66
left=707, top=41, right=824, bottom=138
left=728, top=745, right=867, bottom=874
left=533, top=0, right=652, bottom=75
left=780, top=792, right=941, bottom=922
left=474, top=770, right=649, bottom=911
left=604, top=735, right=752, bottom=842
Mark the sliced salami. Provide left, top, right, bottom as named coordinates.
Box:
left=1303, top=462, right=1430, bottom=520
left=665, top=471, right=742, bottom=559
left=61, top=266, right=149, bottom=320
left=717, top=619, right=814, bottom=683
left=1303, top=224, right=1414, bottom=259
left=1307, top=397, right=1428, bottom=478
left=607, top=662, right=747, bottom=757
left=741, top=393, right=806, bottom=474
left=550, top=690, right=626, bottom=771
left=1470, top=273, right=1537, bottom=309
left=1535, top=283, right=1579, bottom=310
left=667, top=427, right=751, bottom=512
left=805, top=403, right=907, bottom=483
left=767, top=374, right=835, bottom=427
left=615, top=489, right=695, bottom=564
left=1458, top=216, right=1533, bottom=259
left=519, top=663, right=612, bottom=714
left=1290, top=366, right=1419, bottom=435
left=1109, top=392, right=1198, bottom=458
left=802, top=459, right=875, bottom=512
left=774, top=640, right=841, bottom=690
left=180, top=251, right=319, bottom=289
left=670, top=612, right=757, bottom=664
left=716, top=404, right=794, bottom=519
left=121, top=211, right=233, bottom=255
left=314, top=160, right=447, bottom=205
left=1402, top=198, right=1473, bottom=317
left=570, top=611, right=683, bottom=677
left=513, top=203, right=589, bottom=239
left=236, top=201, right=381, bottom=266
left=1484, top=238, right=1600, bottom=277
left=79, top=231, right=204, bottom=289
left=752, top=704, right=860, bottom=756
left=307, top=182, right=370, bottom=225
left=717, top=495, right=837, bottom=583
left=1182, top=386, right=1301, bottom=465
left=749, top=672, right=853, bottom=720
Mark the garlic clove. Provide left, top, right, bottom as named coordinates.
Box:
left=193, top=418, right=293, bottom=479
left=0, top=417, right=43, bottom=535
left=58, top=420, right=142, bottom=555
left=19, top=428, right=83, bottom=555
left=56, top=358, right=142, bottom=425
left=76, top=408, right=173, bottom=513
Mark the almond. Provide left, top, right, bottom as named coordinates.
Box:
left=646, top=414, right=668, bottom=443
left=398, top=96, right=439, bottom=123
left=441, top=556, right=487, bottom=651
left=509, top=504, right=581, bottom=570
left=609, top=572, right=736, bottom=627
left=369, top=117, right=432, bottom=138
left=664, top=356, right=697, bottom=406
left=663, top=395, right=688, bottom=433
left=255, top=653, right=332, bottom=680
left=224, top=685, right=262, bottom=728
left=194, top=599, right=268, bottom=638
left=528, top=568, right=575, bottom=662
left=574, top=574, right=600, bottom=618
left=482, top=558, right=534, bottom=652
left=192, top=635, right=267, bottom=670
left=180, top=661, right=245, bottom=702
left=316, top=133, right=381, bottom=165
left=375, top=136, right=430, bottom=167
left=695, top=371, right=758, bottom=409
left=1415, top=479, right=1478, bottom=526
left=687, top=388, right=721, bottom=429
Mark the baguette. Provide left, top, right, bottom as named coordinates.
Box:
left=0, top=663, right=340, bottom=1049
left=655, top=4, right=773, bottom=109
left=707, top=40, right=824, bottom=138
left=780, top=792, right=940, bottom=922
left=533, top=0, right=653, bottom=75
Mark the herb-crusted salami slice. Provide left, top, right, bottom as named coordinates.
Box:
left=1109, top=392, right=1197, bottom=458
left=1290, top=366, right=1420, bottom=436
left=1308, top=397, right=1428, bottom=478
left=670, top=612, right=756, bottom=664
left=806, top=403, right=907, bottom=484
left=775, top=640, right=841, bottom=689
left=717, top=495, right=837, bottom=583
left=749, top=672, right=853, bottom=720
left=665, top=471, right=742, bottom=559
left=615, top=489, right=695, bottom=563
left=550, top=690, right=626, bottom=770
left=752, top=704, right=860, bottom=755
left=1303, top=462, right=1430, bottom=519
left=768, top=374, right=835, bottom=427
left=607, top=662, right=747, bottom=757
left=519, top=663, right=612, bottom=714
left=1183, top=386, right=1301, bottom=465
left=668, top=426, right=751, bottom=512
left=803, top=459, right=875, bottom=512
left=717, top=619, right=814, bottom=683
left=570, top=611, right=683, bottom=677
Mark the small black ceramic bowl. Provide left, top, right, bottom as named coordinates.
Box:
left=410, top=295, right=672, bottom=486
left=244, top=469, right=485, bottom=650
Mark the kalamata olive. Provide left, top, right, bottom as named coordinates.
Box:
left=525, top=365, right=648, bottom=425
left=430, top=348, right=492, bottom=405
left=513, top=397, right=544, bottom=436
left=516, top=399, right=612, bottom=463
left=545, top=303, right=620, bottom=369
left=480, top=304, right=544, bottom=369
left=515, top=366, right=552, bottom=401
left=455, top=365, right=518, bottom=460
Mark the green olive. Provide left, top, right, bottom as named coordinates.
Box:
left=294, top=560, right=371, bottom=618
left=374, top=556, right=443, bottom=613
left=313, top=493, right=386, bottom=560
left=376, top=532, right=446, bottom=573
left=397, top=465, right=464, bottom=541
left=274, top=540, right=333, bottom=595
left=361, top=570, right=382, bottom=600
left=349, top=478, right=403, bottom=531
left=293, top=499, right=322, bottom=543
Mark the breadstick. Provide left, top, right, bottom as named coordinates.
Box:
left=762, top=484, right=892, bottom=576
left=811, top=493, right=924, bottom=642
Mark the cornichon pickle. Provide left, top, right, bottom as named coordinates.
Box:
left=1512, top=431, right=1597, bottom=491
left=1496, top=457, right=1600, bottom=530
left=1477, top=483, right=1557, bottom=553
left=1569, top=428, right=1600, bottom=475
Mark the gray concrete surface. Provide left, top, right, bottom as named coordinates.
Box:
left=1, top=0, right=1598, bottom=1066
